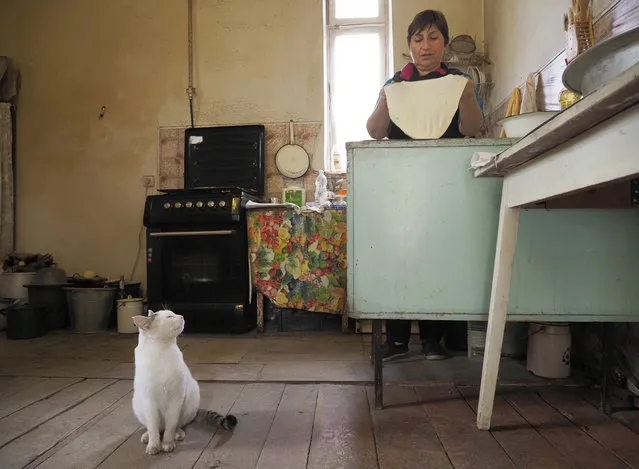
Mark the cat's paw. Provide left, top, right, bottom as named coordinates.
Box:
left=161, top=441, right=176, bottom=453
left=223, top=414, right=238, bottom=431
left=141, top=432, right=149, bottom=444
left=145, top=442, right=161, bottom=455
left=175, top=428, right=186, bottom=441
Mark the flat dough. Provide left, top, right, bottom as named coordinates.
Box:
left=385, top=74, right=468, bottom=139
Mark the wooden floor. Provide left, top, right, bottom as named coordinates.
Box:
left=1, top=331, right=639, bottom=468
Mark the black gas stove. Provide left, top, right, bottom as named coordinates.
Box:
left=143, top=188, right=260, bottom=229
left=143, top=125, right=265, bottom=333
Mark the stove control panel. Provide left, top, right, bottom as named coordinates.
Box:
left=144, top=194, right=242, bottom=228
left=159, top=197, right=237, bottom=212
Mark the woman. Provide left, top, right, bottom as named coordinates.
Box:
left=366, top=9, right=484, bottom=361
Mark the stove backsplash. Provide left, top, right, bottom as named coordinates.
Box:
left=159, top=122, right=323, bottom=203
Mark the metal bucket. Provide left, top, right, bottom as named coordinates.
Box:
left=117, top=297, right=145, bottom=334
left=6, top=304, right=47, bottom=340
left=64, top=287, right=117, bottom=333
left=527, top=323, right=571, bottom=379
left=0, top=272, right=36, bottom=300
left=467, top=321, right=529, bottom=359
left=26, top=284, right=69, bottom=330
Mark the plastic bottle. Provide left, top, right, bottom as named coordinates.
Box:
left=118, top=275, right=127, bottom=300
left=315, top=170, right=328, bottom=205
left=331, top=145, right=346, bottom=173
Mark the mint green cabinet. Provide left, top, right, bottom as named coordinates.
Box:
left=346, top=139, right=639, bottom=322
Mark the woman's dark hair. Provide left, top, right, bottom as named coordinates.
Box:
left=407, top=10, right=450, bottom=46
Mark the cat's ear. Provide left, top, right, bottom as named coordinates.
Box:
left=147, top=309, right=154, bottom=316
left=132, top=315, right=153, bottom=331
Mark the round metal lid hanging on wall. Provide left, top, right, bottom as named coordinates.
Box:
left=275, top=120, right=310, bottom=179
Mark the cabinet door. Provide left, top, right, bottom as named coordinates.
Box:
left=347, top=143, right=639, bottom=322
left=347, top=144, right=507, bottom=317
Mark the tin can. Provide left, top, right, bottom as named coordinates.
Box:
left=559, top=89, right=581, bottom=109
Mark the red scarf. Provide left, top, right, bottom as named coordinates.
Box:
left=398, top=62, right=448, bottom=82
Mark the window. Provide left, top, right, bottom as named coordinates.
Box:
left=325, top=0, right=392, bottom=171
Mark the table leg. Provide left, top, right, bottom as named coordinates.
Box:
left=601, top=323, right=612, bottom=415
left=341, top=309, right=349, bottom=333
left=477, top=181, right=520, bottom=430
left=372, top=319, right=384, bottom=410
left=370, top=324, right=375, bottom=365
left=257, top=292, right=264, bottom=333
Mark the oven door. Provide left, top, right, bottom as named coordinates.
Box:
left=146, top=227, right=248, bottom=305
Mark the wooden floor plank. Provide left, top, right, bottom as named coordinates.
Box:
left=98, top=382, right=245, bottom=469
left=459, top=386, right=576, bottom=469
left=0, top=380, right=131, bottom=469
left=0, top=357, right=121, bottom=379
left=33, top=392, right=141, bottom=469
left=539, top=388, right=639, bottom=468
left=0, top=378, right=114, bottom=448
left=0, top=377, right=43, bottom=401
left=255, top=384, right=318, bottom=469
left=193, top=383, right=285, bottom=469
left=182, top=339, right=253, bottom=364
left=3, top=332, right=633, bottom=469
left=415, top=386, right=514, bottom=469
left=582, top=388, right=639, bottom=437
left=504, top=391, right=629, bottom=469
left=0, top=377, right=82, bottom=419
left=257, top=360, right=372, bottom=382
left=367, top=385, right=453, bottom=469
left=307, top=384, right=378, bottom=469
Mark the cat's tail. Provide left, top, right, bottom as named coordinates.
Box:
left=195, top=409, right=238, bottom=431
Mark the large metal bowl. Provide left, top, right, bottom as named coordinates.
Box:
left=563, top=25, right=639, bottom=96
left=502, top=111, right=559, bottom=138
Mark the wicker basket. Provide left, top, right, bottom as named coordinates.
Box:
left=566, top=17, right=595, bottom=63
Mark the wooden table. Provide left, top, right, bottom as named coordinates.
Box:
left=346, top=64, right=639, bottom=417
left=474, top=64, right=639, bottom=430
left=346, top=138, right=515, bottom=410
left=246, top=207, right=348, bottom=333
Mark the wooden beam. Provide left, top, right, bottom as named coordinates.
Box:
left=543, top=180, right=632, bottom=209
left=505, top=104, right=639, bottom=208
left=475, top=63, right=639, bottom=177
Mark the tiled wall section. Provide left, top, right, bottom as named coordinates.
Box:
left=158, top=122, right=324, bottom=203
left=484, top=0, right=639, bottom=137
left=158, top=128, right=185, bottom=190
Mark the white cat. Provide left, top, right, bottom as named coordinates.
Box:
left=132, top=309, right=237, bottom=455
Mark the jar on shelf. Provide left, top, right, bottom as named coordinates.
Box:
left=330, top=144, right=346, bottom=173
left=559, top=89, right=581, bottom=110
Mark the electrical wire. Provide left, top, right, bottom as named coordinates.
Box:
left=187, top=0, right=196, bottom=128
left=130, top=186, right=149, bottom=281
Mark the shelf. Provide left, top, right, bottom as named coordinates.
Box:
left=474, top=63, right=639, bottom=177
left=401, top=51, right=491, bottom=68
left=445, top=51, right=492, bottom=67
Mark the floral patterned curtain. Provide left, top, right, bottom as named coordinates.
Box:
left=247, top=208, right=347, bottom=314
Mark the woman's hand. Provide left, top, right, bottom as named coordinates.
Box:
left=366, top=87, right=391, bottom=140
left=458, top=79, right=485, bottom=137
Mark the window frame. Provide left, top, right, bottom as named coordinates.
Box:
left=325, top=0, right=392, bottom=171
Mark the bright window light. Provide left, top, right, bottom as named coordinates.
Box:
left=334, top=0, right=379, bottom=19
left=331, top=32, right=385, bottom=156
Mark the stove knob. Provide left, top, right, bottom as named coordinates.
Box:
left=219, top=200, right=227, bottom=208
left=174, top=202, right=182, bottom=209
left=185, top=201, right=193, bottom=208
left=163, top=202, right=171, bottom=209
left=196, top=201, right=204, bottom=208
left=207, top=201, right=215, bottom=208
